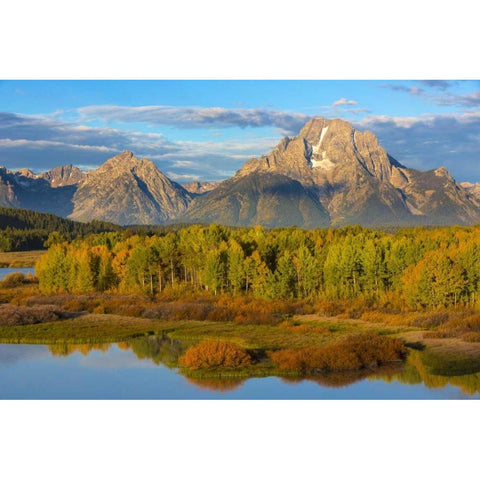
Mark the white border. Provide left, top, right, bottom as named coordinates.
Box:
left=1, top=0, right=479, bottom=79
left=1, top=1, right=479, bottom=478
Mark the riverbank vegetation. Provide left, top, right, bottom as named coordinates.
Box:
left=1, top=223, right=480, bottom=380
left=1, top=275, right=480, bottom=380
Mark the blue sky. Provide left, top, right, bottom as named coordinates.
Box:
left=0, top=80, right=479, bottom=182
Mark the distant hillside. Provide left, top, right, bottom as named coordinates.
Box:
left=0, top=207, right=120, bottom=251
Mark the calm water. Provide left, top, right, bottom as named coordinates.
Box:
left=1, top=341, right=479, bottom=399
left=0, top=267, right=35, bottom=280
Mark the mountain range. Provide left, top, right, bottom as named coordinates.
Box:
left=1, top=117, right=479, bottom=227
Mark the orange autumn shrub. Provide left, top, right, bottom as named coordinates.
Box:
left=423, top=313, right=480, bottom=339
left=179, top=340, right=252, bottom=369
left=269, top=333, right=406, bottom=374
left=277, top=320, right=330, bottom=335
left=462, top=332, right=480, bottom=342
left=313, top=300, right=346, bottom=317
left=342, top=333, right=406, bottom=366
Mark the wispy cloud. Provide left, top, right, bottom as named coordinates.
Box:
left=333, top=98, right=358, bottom=106
left=435, top=90, right=480, bottom=108
left=419, top=80, right=458, bottom=90
left=381, top=84, right=425, bottom=96
left=0, top=112, right=278, bottom=180
left=358, top=111, right=480, bottom=181
left=167, top=172, right=202, bottom=182
left=76, top=105, right=310, bottom=135
left=318, top=98, right=369, bottom=118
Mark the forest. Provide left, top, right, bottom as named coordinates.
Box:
left=0, top=207, right=119, bottom=251
left=34, top=223, right=480, bottom=310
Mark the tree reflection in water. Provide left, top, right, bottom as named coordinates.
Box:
left=185, top=376, right=245, bottom=392
left=48, top=343, right=111, bottom=357
left=47, top=337, right=480, bottom=395
left=373, top=350, right=480, bottom=396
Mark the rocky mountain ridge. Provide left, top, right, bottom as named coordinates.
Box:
left=183, top=180, right=221, bottom=195
left=183, top=117, right=480, bottom=226
left=1, top=117, right=479, bottom=227
left=69, top=151, right=191, bottom=225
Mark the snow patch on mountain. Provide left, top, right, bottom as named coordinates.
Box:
left=311, top=151, right=335, bottom=170
left=311, top=126, right=329, bottom=156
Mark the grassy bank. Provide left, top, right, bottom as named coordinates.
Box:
left=1, top=279, right=480, bottom=379
left=0, top=250, right=45, bottom=267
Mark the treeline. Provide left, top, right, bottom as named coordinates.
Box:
left=0, top=207, right=120, bottom=251
left=35, top=224, right=480, bottom=309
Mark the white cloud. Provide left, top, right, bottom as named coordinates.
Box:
left=357, top=111, right=480, bottom=181
left=333, top=98, right=358, bottom=106
left=167, top=172, right=201, bottom=182
left=0, top=138, right=115, bottom=152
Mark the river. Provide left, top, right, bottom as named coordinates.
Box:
left=1, top=341, right=479, bottom=399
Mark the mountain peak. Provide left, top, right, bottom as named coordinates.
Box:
left=69, top=152, right=190, bottom=225
left=99, top=151, right=162, bottom=176
left=298, top=117, right=354, bottom=144
left=39, top=164, right=85, bottom=187
left=105, top=150, right=136, bottom=165
left=434, top=166, right=453, bottom=179
left=238, top=116, right=396, bottom=181
left=15, top=168, right=36, bottom=178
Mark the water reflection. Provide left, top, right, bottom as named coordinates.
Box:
left=39, top=337, right=480, bottom=396
left=372, top=350, right=480, bottom=397
left=47, top=336, right=185, bottom=367
left=186, top=377, right=246, bottom=392
left=0, top=343, right=51, bottom=364
left=281, top=365, right=404, bottom=389
left=49, top=343, right=111, bottom=357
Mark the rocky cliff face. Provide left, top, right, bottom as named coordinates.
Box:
left=38, top=164, right=85, bottom=187
left=0, top=166, right=78, bottom=216
left=183, top=181, right=221, bottom=195
left=69, top=151, right=192, bottom=225
left=461, top=182, right=480, bottom=203
left=183, top=117, right=480, bottom=227
left=183, top=172, right=330, bottom=228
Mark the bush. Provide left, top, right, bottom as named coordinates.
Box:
left=269, top=333, right=406, bottom=374
left=141, top=297, right=308, bottom=325
left=143, top=300, right=214, bottom=321
left=461, top=332, right=480, bottom=342
left=314, top=300, right=346, bottom=317
left=277, top=320, right=330, bottom=335
left=179, top=340, right=252, bottom=369
left=411, top=312, right=451, bottom=328
left=423, top=313, right=480, bottom=339
left=0, top=304, right=68, bottom=326
left=1, top=272, right=26, bottom=288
